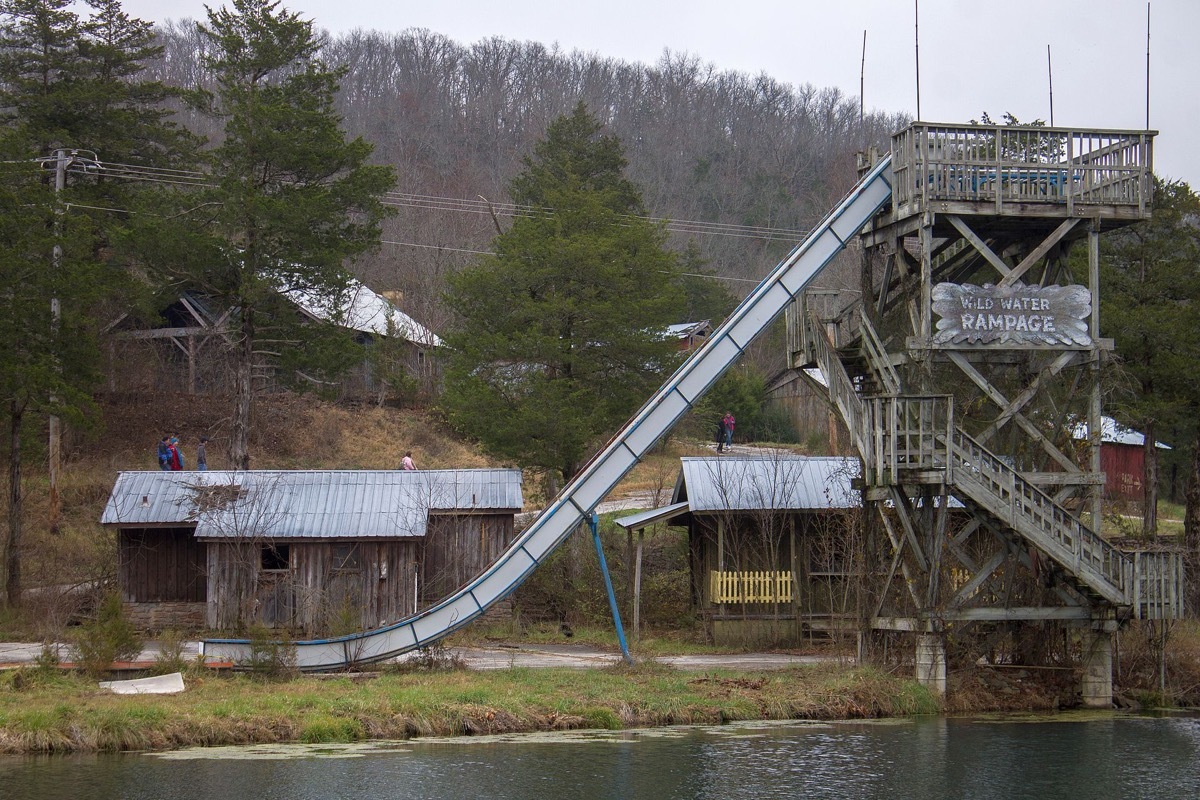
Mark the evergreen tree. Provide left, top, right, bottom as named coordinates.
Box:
left=1100, top=179, right=1200, bottom=538
left=442, top=104, right=682, bottom=484
left=0, top=0, right=189, bottom=604
left=0, top=138, right=102, bottom=608
left=151, top=0, right=393, bottom=468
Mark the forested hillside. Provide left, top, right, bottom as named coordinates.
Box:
left=146, top=22, right=907, bottom=354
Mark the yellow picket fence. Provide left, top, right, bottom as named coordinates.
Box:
left=709, top=570, right=794, bottom=604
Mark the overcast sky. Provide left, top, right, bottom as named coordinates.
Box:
left=110, top=0, right=1196, bottom=185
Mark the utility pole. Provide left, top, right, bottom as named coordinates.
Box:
left=47, top=149, right=67, bottom=533
left=46, top=148, right=101, bottom=533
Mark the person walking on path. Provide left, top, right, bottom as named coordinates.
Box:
left=715, top=417, right=727, bottom=453
left=157, top=436, right=171, bottom=470
left=402, top=451, right=417, bottom=470
left=722, top=411, right=736, bottom=451
left=167, top=436, right=184, bottom=471
left=197, top=436, right=209, bottom=471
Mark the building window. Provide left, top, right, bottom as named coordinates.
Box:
left=261, top=544, right=290, bottom=571
left=332, top=543, right=361, bottom=571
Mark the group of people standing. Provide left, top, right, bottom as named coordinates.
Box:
left=156, top=434, right=208, bottom=471
left=715, top=411, right=735, bottom=453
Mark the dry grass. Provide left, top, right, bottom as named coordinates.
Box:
left=1115, top=619, right=1200, bottom=707
left=97, top=392, right=494, bottom=472
left=613, top=440, right=708, bottom=499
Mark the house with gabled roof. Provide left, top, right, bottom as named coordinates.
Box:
left=101, top=469, right=521, bottom=634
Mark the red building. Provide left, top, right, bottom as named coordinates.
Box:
left=1074, top=417, right=1171, bottom=503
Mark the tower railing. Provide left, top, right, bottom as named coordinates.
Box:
left=891, top=123, right=1154, bottom=218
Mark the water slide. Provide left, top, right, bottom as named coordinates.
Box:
left=201, top=155, right=895, bottom=670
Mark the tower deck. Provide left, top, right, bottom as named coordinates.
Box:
left=865, top=123, right=1155, bottom=245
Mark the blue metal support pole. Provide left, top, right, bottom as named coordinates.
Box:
left=590, top=512, right=633, bottom=665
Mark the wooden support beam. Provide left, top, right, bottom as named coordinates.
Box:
left=977, top=350, right=1079, bottom=442
left=947, top=352, right=1078, bottom=472
left=871, top=616, right=919, bottom=632
left=941, top=607, right=1096, bottom=621
left=1022, top=472, right=1105, bottom=486
left=876, top=507, right=925, bottom=610
left=998, top=218, right=1082, bottom=287
left=946, top=215, right=1011, bottom=279
left=948, top=548, right=1008, bottom=609
left=889, top=487, right=929, bottom=573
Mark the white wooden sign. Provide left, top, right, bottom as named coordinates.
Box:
left=931, top=283, right=1092, bottom=346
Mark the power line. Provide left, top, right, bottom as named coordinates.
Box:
left=75, top=159, right=814, bottom=242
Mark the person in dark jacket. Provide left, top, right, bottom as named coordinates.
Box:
left=197, top=436, right=209, bottom=471
left=715, top=417, right=727, bottom=453
left=157, top=436, right=171, bottom=470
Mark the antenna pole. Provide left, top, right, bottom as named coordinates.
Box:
left=1047, top=45, right=1054, bottom=126
left=1145, top=2, right=1151, bottom=129
left=914, top=0, right=921, bottom=120
left=860, top=29, right=867, bottom=127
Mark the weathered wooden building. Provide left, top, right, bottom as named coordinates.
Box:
left=101, top=469, right=522, bottom=634
left=618, top=455, right=866, bottom=647
left=106, top=279, right=440, bottom=399
left=664, top=321, right=713, bottom=352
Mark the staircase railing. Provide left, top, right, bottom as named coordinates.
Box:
left=863, top=395, right=953, bottom=486
left=806, top=310, right=872, bottom=464
left=858, top=308, right=900, bottom=394
left=1132, top=551, right=1186, bottom=620
left=947, top=427, right=1130, bottom=605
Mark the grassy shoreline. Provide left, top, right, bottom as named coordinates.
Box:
left=0, top=663, right=939, bottom=755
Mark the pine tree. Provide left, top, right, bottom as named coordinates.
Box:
left=1101, top=179, right=1200, bottom=538
left=155, top=0, right=394, bottom=468
left=442, top=104, right=682, bottom=484
left=0, top=0, right=188, bottom=604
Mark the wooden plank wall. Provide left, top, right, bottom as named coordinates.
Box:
left=206, top=539, right=421, bottom=635
left=421, top=513, right=515, bottom=603
left=119, top=528, right=207, bottom=603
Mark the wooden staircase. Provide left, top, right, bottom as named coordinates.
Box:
left=805, top=309, right=1184, bottom=620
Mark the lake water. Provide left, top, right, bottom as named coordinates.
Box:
left=3, top=714, right=1199, bottom=800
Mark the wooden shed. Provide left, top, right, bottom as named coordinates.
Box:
left=1072, top=416, right=1171, bottom=503
left=618, top=455, right=863, bottom=647
left=101, top=469, right=522, bottom=634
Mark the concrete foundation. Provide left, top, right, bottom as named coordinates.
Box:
left=915, top=634, right=946, bottom=696
left=123, top=602, right=207, bottom=632
left=1081, top=628, right=1113, bottom=708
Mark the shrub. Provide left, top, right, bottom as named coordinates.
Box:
left=388, top=641, right=465, bottom=673
left=244, top=624, right=298, bottom=679
left=148, top=629, right=189, bottom=676
left=69, top=593, right=143, bottom=678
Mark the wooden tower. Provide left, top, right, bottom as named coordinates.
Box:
left=788, top=122, right=1184, bottom=705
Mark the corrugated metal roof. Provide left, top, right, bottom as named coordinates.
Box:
left=1071, top=416, right=1171, bottom=449
left=285, top=279, right=442, bottom=347
left=674, top=456, right=859, bottom=511
left=100, top=469, right=522, bottom=539
left=613, top=502, right=691, bottom=530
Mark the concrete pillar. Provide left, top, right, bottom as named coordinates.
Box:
left=1081, top=628, right=1113, bottom=708
left=915, top=634, right=946, bottom=696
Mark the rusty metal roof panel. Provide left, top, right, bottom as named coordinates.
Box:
left=676, top=456, right=860, bottom=511
left=100, top=469, right=523, bottom=539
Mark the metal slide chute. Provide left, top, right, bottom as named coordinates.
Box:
left=202, top=155, right=895, bottom=670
